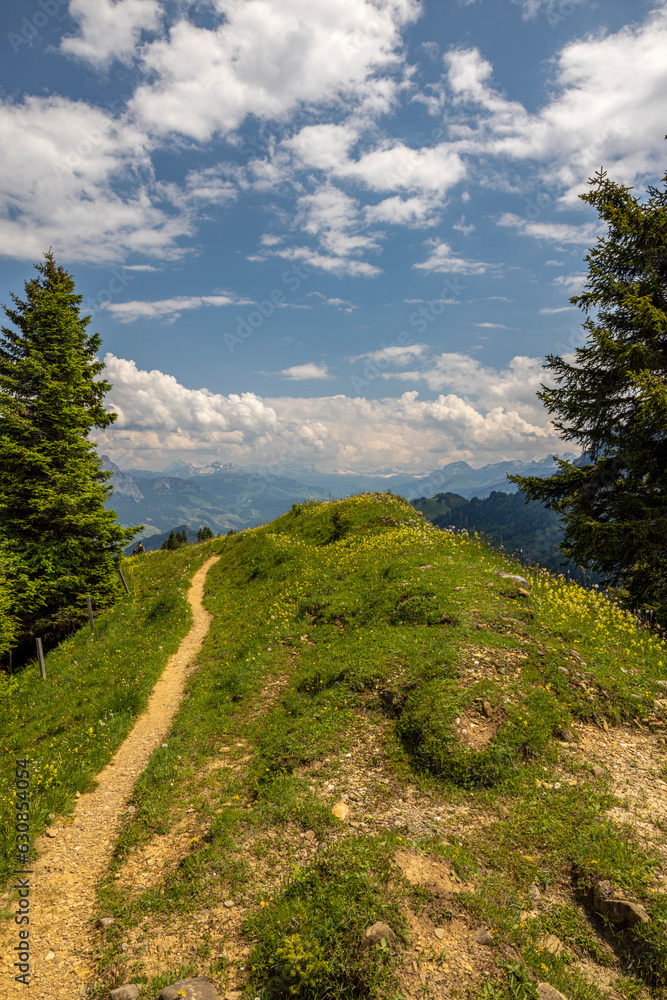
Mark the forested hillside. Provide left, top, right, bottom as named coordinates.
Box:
left=411, top=491, right=603, bottom=587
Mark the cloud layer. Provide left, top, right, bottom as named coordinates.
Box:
left=96, top=352, right=565, bottom=470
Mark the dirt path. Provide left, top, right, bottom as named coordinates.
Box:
left=0, top=555, right=220, bottom=999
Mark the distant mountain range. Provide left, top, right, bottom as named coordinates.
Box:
left=101, top=451, right=583, bottom=553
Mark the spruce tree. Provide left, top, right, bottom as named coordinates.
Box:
left=0, top=251, right=140, bottom=652
left=162, top=530, right=178, bottom=551
left=507, top=166, right=667, bottom=625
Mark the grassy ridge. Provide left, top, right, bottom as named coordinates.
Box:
left=2, top=492, right=666, bottom=998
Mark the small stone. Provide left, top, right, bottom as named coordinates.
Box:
left=475, top=926, right=494, bottom=945
left=560, top=728, right=575, bottom=743
left=360, top=922, right=397, bottom=949
left=434, top=928, right=445, bottom=940
left=75, top=791, right=80, bottom=799
left=537, top=985, right=567, bottom=1000
left=331, top=801, right=349, bottom=822
left=96, top=916, right=115, bottom=929
left=482, top=701, right=493, bottom=719
left=47, top=813, right=56, bottom=820
left=543, top=934, right=563, bottom=956
left=529, top=884, right=541, bottom=903
left=45, top=827, right=58, bottom=838
left=223, top=899, right=234, bottom=908
left=495, top=572, right=530, bottom=587
left=557, top=666, right=569, bottom=676
left=159, top=977, right=221, bottom=1000
left=110, top=986, right=142, bottom=1000
left=224, top=993, right=242, bottom=1000
left=127, top=805, right=136, bottom=814
left=453, top=586, right=466, bottom=591
left=45, top=950, right=55, bottom=961
left=591, top=765, right=604, bottom=778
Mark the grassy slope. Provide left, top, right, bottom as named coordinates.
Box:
left=2, top=492, right=667, bottom=999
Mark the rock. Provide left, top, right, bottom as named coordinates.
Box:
left=557, top=666, right=569, bottom=676
left=475, top=926, right=494, bottom=945
left=223, top=899, right=234, bottom=908
left=591, top=765, right=604, bottom=778
left=537, top=985, right=567, bottom=1000
left=45, top=950, right=55, bottom=961
left=434, top=928, right=445, bottom=939
left=656, top=680, right=667, bottom=690
left=517, top=588, right=531, bottom=598
left=127, top=805, right=136, bottom=814
left=158, top=978, right=221, bottom=1000
left=592, top=882, right=650, bottom=928
left=559, top=728, right=576, bottom=743
left=360, top=922, right=397, bottom=949
left=543, top=934, right=563, bottom=956
left=45, top=827, right=58, bottom=838
left=482, top=701, right=493, bottom=719
left=96, top=916, right=115, bottom=929
left=453, top=586, right=466, bottom=591
left=495, top=572, right=530, bottom=588
left=529, top=884, right=541, bottom=903
left=110, top=986, right=142, bottom=1000
left=419, top=565, right=434, bottom=570
left=75, top=791, right=80, bottom=799
left=331, top=801, right=349, bottom=822
left=603, top=898, right=649, bottom=928
left=224, top=993, right=242, bottom=1000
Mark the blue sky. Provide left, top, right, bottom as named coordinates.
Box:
left=1, top=0, right=665, bottom=474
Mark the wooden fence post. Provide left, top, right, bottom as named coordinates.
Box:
left=36, top=638, right=46, bottom=679
left=117, top=567, right=130, bottom=595
left=86, top=594, right=94, bottom=634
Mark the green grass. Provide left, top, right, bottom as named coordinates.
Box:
left=2, top=491, right=667, bottom=999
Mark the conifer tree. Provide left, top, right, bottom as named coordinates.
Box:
left=0, top=251, right=140, bottom=651
left=196, top=526, right=214, bottom=542
left=508, top=166, right=667, bottom=625
left=161, top=530, right=178, bottom=551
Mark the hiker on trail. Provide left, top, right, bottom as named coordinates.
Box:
left=132, top=541, right=145, bottom=555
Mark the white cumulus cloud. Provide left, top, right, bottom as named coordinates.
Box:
left=62, top=0, right=161, bottom=68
